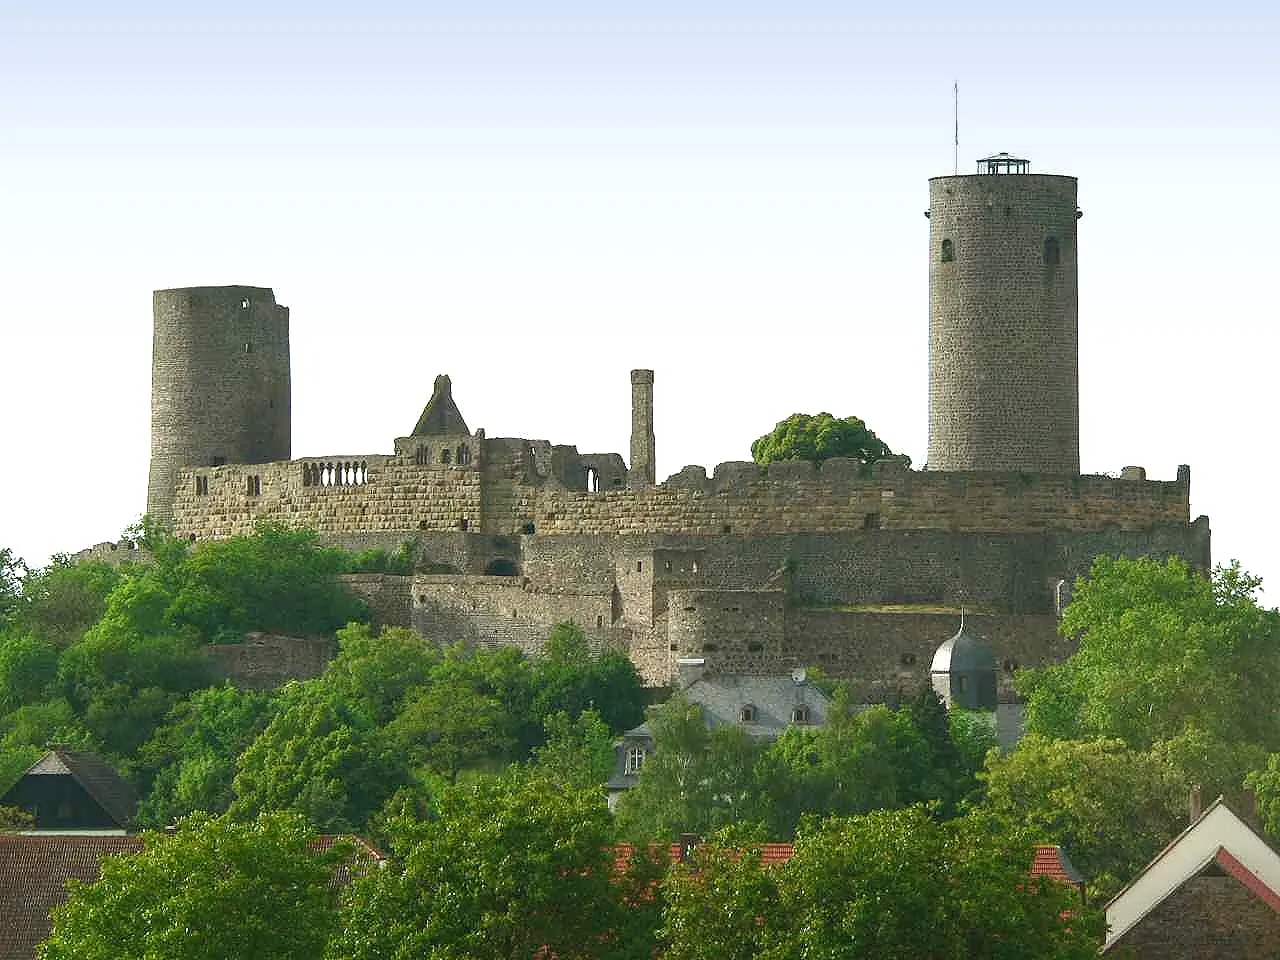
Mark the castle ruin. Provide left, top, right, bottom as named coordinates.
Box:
left=145, top=157, right=1210, bottom=693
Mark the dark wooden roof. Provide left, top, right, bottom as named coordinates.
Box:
left=1, top=750, right=138, bottom=830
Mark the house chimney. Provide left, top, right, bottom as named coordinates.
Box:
left=679, top=833, right=700, bottom=863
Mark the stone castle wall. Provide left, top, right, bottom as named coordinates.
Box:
left=172, top=446, right=1194, bottom=544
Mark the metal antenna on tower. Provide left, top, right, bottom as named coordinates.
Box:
left=953, top=82, right=959, bottom=175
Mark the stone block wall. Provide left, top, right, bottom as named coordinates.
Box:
left=204, top=633, right=335, bottom=690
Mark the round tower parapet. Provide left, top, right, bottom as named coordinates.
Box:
left=927, top=157, right=1080, bottom=474
left=147, top=286, right=291, bottom=522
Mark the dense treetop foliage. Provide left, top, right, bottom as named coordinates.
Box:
left=750, top=412, right=902, bottom=468
left=39, top=812, right=345, bottom=960
left=8, top=530, right=1280, bottom=952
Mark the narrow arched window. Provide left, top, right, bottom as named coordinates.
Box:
left=1044, top=236, right=1060, bottom=265
left=940, top=238, right=954, bottom=262
left=441, top=448, right=452, bottom=466
left=739, top=704, right=758, bottom=724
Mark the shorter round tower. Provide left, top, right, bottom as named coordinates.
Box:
left=147, top=286, right=291, bottom=522
left=928, top=154, right=1080, bottom=474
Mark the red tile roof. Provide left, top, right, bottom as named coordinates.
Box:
left=1032, top=844, right=1085, bottom=887
left=0, top=834, right=141, bottom=960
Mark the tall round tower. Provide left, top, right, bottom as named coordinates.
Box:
left=927, top=154, right=1080, bottom=474
left=147, top=286, right=291, bottom=522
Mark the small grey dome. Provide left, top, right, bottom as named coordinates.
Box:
left=931, top=620, right=995, bottom=675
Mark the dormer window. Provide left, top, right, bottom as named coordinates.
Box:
left=791, top=705, right=811, bottom=725
left=625, top=745, right=647, bottom=775
left=739, top=704, right=758, bottom=724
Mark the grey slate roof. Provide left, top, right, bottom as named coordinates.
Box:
left=930, top=620, right=996, bottom=675
left=681, top=674, right=830, bottom=739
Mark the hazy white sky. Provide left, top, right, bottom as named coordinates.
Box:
left=2, top=2, right=1276, bottom=598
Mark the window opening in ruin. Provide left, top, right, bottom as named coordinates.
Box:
left=521, top=522, right=535, bottom=535
left=739, top=704, right=757, bottom=724
left=441, top=448, right=452, bottom=465
left=624, top=745, right=647, bottom=775
left=940, top=238, right=954, bottom=262
left=664, top=561, right=672, bottom=572
left=636, top=561, right=643, bottom=573
left=246, top=475, right=261, bottom=497
left=586, top=468, right=600, bottom=493
left=244, top=342, right=252, bottom=353
left=1044, top=236, right=1060, bottom=265
left=459, top=517, right=470, bottom=531
left=596, top=615, right=603, bottom=628
left=791, top=705, right=811, bottom=724
left=189, top=534, right=197, bottom=542
left=415, top=445, right=429, bottom=466
left=457, top=444, right=471, bottom=465
left=721, top=525, right=732, bottom=534
left=691, top=561, right=699, bottom=574
left=240, top=299, right=250, bottom=309
left=195, top=475, right=209, bottom=496
left=863, top=513, right=881, bottom=530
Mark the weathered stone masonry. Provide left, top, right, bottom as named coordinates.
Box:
left=149, top=159, right=1211, bottom=689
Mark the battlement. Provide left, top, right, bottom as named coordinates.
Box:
left=171, top=441, right=1192, bottom=543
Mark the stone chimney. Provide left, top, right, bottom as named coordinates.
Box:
left=629, top=369, right=655, bottom=487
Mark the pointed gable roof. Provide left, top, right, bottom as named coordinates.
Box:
left=411, top=375, right=470, bottom=437
left=2, top=750, right=138, bottom=831
left=1103, top=797, right=1280, bottom=952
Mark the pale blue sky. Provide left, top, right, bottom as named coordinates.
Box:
left=2, top=2, right=1277, bottom=598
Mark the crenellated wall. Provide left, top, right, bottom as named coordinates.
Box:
left=172, top=441, right=1194, bottom=544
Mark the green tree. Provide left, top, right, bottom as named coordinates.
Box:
left=1023, top=557, right=1280, bottom=749
left=533, top=622, right=645, bottom=735
left=530, top=708, right=617, bottom=789
left=19, top=557, right=121, bottom=648
left=164, top=523, right=367, bottom=641
left=331, top=772, right=655, bottom=960
left=1019, top=557, right=1280, bottom=797
left=751, top=412, right=901, bottom=468
left=615, top=695, right=765, bottom=840
left=972, top=735, right=1186, bottom=900
left=133, top=684, right=277, bottom=826
left=662, top=808, right=1102, bottom=960
left=0, top=634, right=59, bottom=712
left=230, top=686, right=409, bottom=832
left=38, top=812, right=344, bottom=960
left=0, top=547, right=24, bottom=634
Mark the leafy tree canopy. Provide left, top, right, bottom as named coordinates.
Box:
left=661, top=807, right=1103, bottom=960
left=972, top=734, right=1186, bottom=901
left=1019, top=556, right=1280, bottom=793
left=331, top=771, right=652, bottom=960
left=751, top=412, right=902, bottom=468
left=38, top=812, right=343, bottom=960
